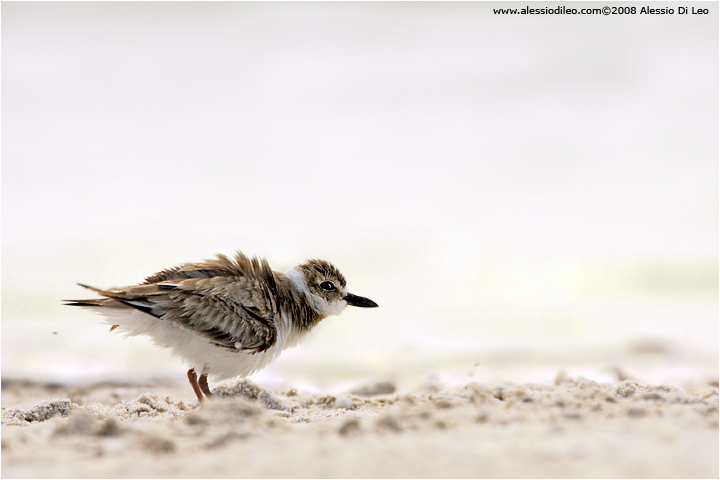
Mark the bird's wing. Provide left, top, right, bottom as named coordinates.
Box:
left=68, top=276, right=278, bottom=353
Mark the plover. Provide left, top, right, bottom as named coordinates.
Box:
left=64, top=251, right=378, bottom=402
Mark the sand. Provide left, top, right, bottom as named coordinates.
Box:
left=1, top=372, right=717, bottom=479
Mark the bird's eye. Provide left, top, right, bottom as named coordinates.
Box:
left=319, top=281, right=336, bottom=292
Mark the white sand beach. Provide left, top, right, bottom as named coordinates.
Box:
left=2, top=372, right=717, bottom=478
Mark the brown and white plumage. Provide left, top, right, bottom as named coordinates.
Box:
left=65, top=251, right=378, bottom=402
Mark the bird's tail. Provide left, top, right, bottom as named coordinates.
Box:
left=64, top=283, right=134, bottom=332
left=63, top=283, right=123, bottom=308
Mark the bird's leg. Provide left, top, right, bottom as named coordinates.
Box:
left=199, top=373, right=213, bottom=399
left=187, top=368, right=204, bottom=403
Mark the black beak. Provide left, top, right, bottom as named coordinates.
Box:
left=344, top=293, right=378, bottom=308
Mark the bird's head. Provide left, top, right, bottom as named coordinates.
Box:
left=287, top=259, right=378, bottom=317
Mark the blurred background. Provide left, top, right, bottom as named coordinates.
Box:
left=3, top=2, right=717, bottom=395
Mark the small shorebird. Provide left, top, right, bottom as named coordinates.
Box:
left=65, top=251, right=378, bottom=402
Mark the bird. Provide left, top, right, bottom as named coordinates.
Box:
left=64, top=251, right=378, bottom=402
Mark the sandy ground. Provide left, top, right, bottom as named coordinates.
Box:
left=1, top=372, right=717, bottom=479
